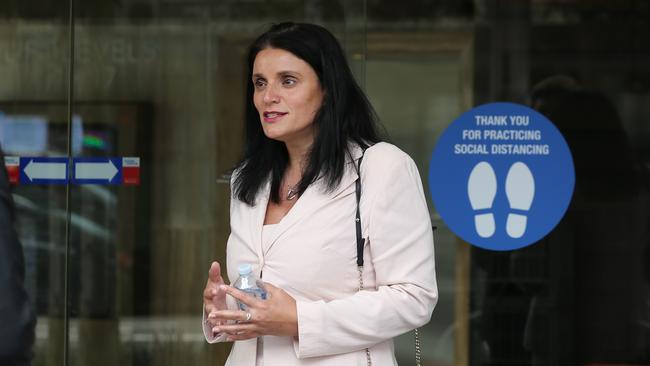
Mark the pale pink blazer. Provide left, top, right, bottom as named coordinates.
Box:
left=204, top=142, right=438, bottom=366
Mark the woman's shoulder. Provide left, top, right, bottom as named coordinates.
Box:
left=364, top=142, right=413, bottom=166
left=359, top=142, right=423, bottom=198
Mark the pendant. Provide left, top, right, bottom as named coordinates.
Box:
left=286, top=186, right=298, bottom=200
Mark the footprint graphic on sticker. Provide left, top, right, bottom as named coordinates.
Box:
left=505, top=162, right=535, bottom=238
left=468, top=161, right=497, bottom=238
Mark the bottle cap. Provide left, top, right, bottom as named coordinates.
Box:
left=238, top=263, right=253, bottom=276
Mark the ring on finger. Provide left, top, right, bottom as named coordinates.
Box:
left=245, top=312, right=252, bottom=322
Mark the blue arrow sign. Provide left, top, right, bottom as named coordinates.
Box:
left=20, top=157, right=69, bottom=184
left=10, top=157, right=139, bottom=185
left=71, top=157, right=123, bottom=184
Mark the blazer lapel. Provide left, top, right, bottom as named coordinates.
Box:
left=262, top=144, right=364, bottom=254
left=252, top=180, right=271, bottom=263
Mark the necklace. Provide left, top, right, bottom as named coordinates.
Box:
left=286, top=184, right=299, bottom=201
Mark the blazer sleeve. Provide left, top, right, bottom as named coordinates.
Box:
left=203, top=170, right=240, bottom=343
left=294, top=151, right=438, bottom=358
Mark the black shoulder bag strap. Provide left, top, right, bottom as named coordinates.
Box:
left=355, top=151, right=366, bottom=268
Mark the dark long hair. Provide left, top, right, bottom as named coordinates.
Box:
left=233, top=22, right=383, bottom=205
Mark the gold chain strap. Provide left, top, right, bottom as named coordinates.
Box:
left=358, top=266, right=372, bottom=366
left=414, top=327, right=421, bottom=366
left=358, top=266, right=422, bottom=366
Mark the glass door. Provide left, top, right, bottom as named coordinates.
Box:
left=1, top=2, right=366, bottom=366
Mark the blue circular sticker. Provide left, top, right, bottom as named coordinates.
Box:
left=429, top=102, right=575, bottom=251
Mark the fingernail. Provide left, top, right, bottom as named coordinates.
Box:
left=219, top=285, right=228, bottom=291
left=213, top=327, right=221, bottom=333
left=208, top=312, right=216, bottom=319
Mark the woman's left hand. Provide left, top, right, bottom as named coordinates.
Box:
left=208, top=282, right=298, bottom=341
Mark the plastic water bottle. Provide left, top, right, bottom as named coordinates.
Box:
left=232, top=263, right=267, bottom=310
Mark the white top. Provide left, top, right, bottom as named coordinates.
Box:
left=256, top=223, right=277, bottom=366
left=261, top=223, right=278, bottom=254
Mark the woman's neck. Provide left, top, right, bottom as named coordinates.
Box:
left=284, top=140, right=311, bottom=174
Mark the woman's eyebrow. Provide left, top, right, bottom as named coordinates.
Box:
left=278, top=71, right=302, bottom=78
left=252, top=71, right=303, bottom=79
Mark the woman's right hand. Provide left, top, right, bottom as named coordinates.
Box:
left=203, top=261, right=227, bottom=327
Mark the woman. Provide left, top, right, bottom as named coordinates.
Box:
left=202, top=22, right=438, bottom=365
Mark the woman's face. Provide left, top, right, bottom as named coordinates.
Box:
left=252, top=47, right=324, bottom=148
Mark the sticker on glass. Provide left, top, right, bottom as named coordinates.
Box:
left=428, top=102, right=575, bottom=250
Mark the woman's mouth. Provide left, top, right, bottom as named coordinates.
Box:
left=263, top=111, right=288, bottom=123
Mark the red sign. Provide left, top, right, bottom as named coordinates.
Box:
left=122, top=157, right=140, bottom=185
left=4, top=156, right=19, bottom=185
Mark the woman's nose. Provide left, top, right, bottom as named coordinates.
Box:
left=263, top=85, right=280, bottom=104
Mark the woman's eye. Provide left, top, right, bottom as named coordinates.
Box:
left=283, top=78, right=297, bottom=86
left=254, top=79, right=266, bottom=88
